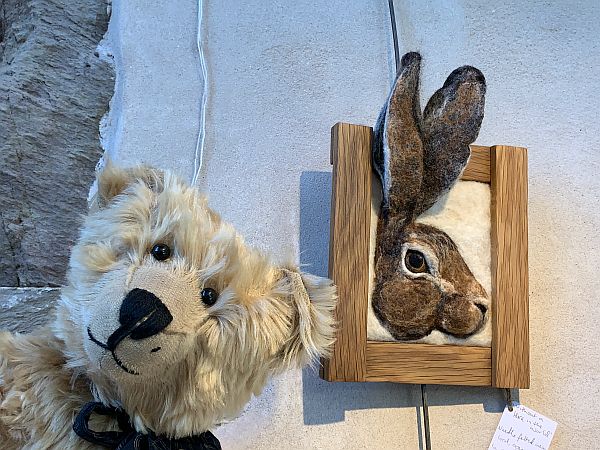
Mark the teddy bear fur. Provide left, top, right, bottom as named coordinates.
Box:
left=0, top=162, right=336, bottom=449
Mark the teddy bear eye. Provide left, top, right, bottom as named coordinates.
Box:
left=405, top=250, right=428, bottom=274
left=200, top=288, right=219, bottom=306
left=150, top=243, right=171, bottom=261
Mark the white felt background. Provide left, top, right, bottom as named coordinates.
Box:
left=105, top=0, right=600, bottom=448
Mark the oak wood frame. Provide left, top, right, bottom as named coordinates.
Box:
left=321, top=123, right=529, bottom=388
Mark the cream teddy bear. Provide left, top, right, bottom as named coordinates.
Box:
left=0, top=163, right=336, bottom=449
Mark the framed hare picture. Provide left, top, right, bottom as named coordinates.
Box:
left=321, top=53, right=529, bottom=388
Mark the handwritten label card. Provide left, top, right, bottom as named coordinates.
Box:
left=489, top=404, right=557, bottom=450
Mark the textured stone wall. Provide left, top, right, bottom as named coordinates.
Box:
left=0, top=287, right=58, bottom=332
left=0, top=0, right=114, bottom=287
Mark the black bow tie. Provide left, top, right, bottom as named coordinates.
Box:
left=73, top=402, right=221, bottom=450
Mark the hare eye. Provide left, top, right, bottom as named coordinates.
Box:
left=405, top=250, right=428, bottom=274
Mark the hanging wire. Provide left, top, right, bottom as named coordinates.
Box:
left=504, top=388, right=514, bottom=412
left=388, top=0, right=400, bottom=74
left=421, top=384, right=432, bottom=450
left=389, top=2, right=431, bottom=446
left=192, top=0, right=209, bottom=186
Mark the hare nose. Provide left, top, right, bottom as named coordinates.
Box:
left=475, top=302, right=487, bottom=316
left=106, top=289, right=173, bottom=350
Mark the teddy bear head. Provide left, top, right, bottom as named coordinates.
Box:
left=53, top=162, right=336, bottom=438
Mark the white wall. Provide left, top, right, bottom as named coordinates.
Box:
left=107, top=0, right=600, bottom=448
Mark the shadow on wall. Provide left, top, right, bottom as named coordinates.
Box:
left=298, top=171, right=509, bottom=427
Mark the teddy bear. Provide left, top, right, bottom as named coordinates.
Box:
left=0, top=162, right=336, bottom=449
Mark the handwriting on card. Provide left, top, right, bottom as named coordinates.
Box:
left=489, top=404, right=557, bottom=450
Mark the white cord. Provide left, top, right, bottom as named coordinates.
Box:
left=192, top=0, right=208, bottom=185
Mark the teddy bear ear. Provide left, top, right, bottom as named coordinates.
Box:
left=280, top=270, right=337, bottom=366
left=89, top=158, right=164, bottom=210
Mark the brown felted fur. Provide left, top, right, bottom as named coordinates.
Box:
left=372, top=223, right=488, bottom=340
left=0, top=162, right=336, bottom=448
left=371, top=52, right=488, bottom=341
left=373, top=52, right=424, bottom=223
left=420, top=65, right=487, bottom=213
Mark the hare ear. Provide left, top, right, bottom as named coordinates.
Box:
left=373, top=52, right=424, bottom=226
left=417, top=66, right=486, bottom=213
left=90, top=159, right=164, bottom=210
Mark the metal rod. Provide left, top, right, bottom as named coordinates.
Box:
left=387, top=0, right=400, bottom=74
left=421, top=384, right=431, bottom=450
left=504, top=388, right=514, bottom=412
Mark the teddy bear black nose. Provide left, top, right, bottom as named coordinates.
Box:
left=118, top=288, right=173, bottom=340
left=106, top=289, right=172, bottom=351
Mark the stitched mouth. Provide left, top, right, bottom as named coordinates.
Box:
left=87, top=327, right=140, bottom=376
left=111, top=353, right=139, bottom=376
left=87, top=327, right=109, bottom=350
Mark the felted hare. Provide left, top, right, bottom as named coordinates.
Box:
left=370, top=52, right=489, bottom=342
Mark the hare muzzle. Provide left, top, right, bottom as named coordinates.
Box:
left=436, top=295, right=488, bottom=337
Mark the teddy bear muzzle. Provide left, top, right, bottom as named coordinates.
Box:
left=87, top=288, right=174, bottom=375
